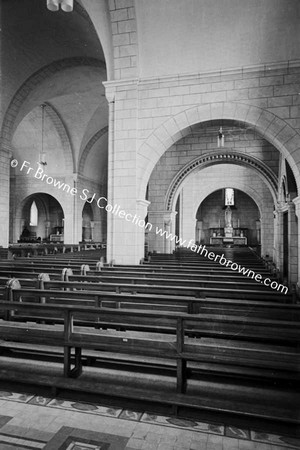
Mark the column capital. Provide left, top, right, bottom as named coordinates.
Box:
left=103, top=84, right=116, bottom=103
left=275, top=200, right=290, bottom=214
left=293, top=196, right=300, bottom=217
left=136, top=199, right=151, bottom=208
left=136, top=199, right=151, bottom=220
left=149, top=210, right=177, bottom=217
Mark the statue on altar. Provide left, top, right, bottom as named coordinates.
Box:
left=224, top=206, right=233, bottom=238
left=225, top=206, right=232, bottom=227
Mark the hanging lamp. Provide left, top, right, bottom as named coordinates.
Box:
left=47, top=0, right=73, bottom=12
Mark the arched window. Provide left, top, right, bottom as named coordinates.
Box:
left=225, top=188, right=234, bottom=206
left=30, top=201, right=38, bottom=226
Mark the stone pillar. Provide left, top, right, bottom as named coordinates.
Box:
left=181, top=187, right=196, bottom=244
left=137, top=199, right=151, bottom=259
left=293, top=196, right=300, bottom=294
left=105, top=87, right=116, bottom=263
left=195, top=220, right=203, bottom=243
left=272, top=209, right=280, bottom=266
left=147, top=210, right=177, bottom=253
left=63, top=175, right=82, bottom=244
left=104, top=80, right=144, bottom=264
left=0, top=148, right=11, bottom=247
left=274, top=202, right=286, bottom=275
left=147, top=211, right=164, bottom=253
left=273, top=200, right=298, bottom=286
left=288, top=200, right=298, bottom=285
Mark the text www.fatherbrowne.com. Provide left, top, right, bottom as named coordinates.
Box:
left=156, top=227, right=288, bottom=295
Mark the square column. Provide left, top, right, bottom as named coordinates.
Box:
left=293, top=196, right=300, bottom=294
left=147, top=210, right=177, bottom=254
left=104, top=80, right=148, bottom=264
left=1, top=150, right=10, bottom=247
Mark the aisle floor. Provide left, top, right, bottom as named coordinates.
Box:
left=0, top=390, right=299, bottom=449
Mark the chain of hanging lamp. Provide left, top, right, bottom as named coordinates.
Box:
left=47, top=0, right=73, bottom=12
left=39, top=104, right=47, bottom=166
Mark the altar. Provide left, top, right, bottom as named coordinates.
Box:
left=209, top=206, right=247, bottom=246
left=210, top=235, right=247, bottom=246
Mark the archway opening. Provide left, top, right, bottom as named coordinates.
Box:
left=195, top=189, right=261, bottom=249
left=82, top=201, right=94, bottom=242
left=19, top=193, right=64, bottom=243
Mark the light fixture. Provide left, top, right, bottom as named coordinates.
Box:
left=47, top=0, right=73, bottom=12
left=39, top=104, right=47, bottom=166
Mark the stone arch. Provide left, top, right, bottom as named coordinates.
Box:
left=165, top=150, right=278, bottom=211
left=16, top=192, right=65, bottom=243
left=168, top=164, right=274, bottom=257
left=137, top=101, right=300, bottom=199
left=1, top=57, right=105, bottom=154
left=78, top=126, right=109, bottom=174
left=43, top=103, right=74, bottom=172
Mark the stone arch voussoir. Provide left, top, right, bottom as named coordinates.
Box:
left=138, top=101, right=300, bottom=199
left=165, top=151, right=278, bottom=211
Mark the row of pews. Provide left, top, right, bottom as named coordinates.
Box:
left=0, top=247, right=299, bottom=427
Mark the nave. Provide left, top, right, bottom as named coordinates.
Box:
left=0, top=247, right=299, bottom=449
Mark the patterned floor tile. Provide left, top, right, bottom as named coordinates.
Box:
left=225, top=425, right=251, bottom=440
left=0, top=432, right=45, bottom=449
left=119, top=410, right=143, bottom=421
left=0, top=391, right=34, bottom=403
left=0, top=415, right=13, bottom=428
left=251, top=430, right=300, bottom=448
left=48, top=399, right=122, bottom=417
left=44, top=426, right=128, bottom=450
left=28, top=396, right=52, bottom=406
left=141, top=413, right=224, bottom=435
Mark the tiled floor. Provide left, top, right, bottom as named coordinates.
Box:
left=0, top=390, right=299, bottom=449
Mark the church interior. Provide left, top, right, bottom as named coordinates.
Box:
left=0, top=0, right=300, bottom=449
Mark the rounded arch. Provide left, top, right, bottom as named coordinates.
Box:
left=194, top=187, right=262, bottom=246
left=17, top=192, right=65, bottom=242
left=138, top=101, right=300, bottom=199
left=165, top=150, right=278, bottom=211
left=1, top=57, right=106, bottom=154
left=22, top=194, right=49, bottom=224
left=78, top=126, right=108, bottom=174
left=167, top=164, right=275, bottom=257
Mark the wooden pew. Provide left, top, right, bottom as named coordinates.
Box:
left=1, top=276, right=298, bottom=320
left=0, top=301, right=299, bottom=388
left=0, top=267, right=292, bottom=302
left=0, top=276, right=297, bottom=326
left=3, top=288, right=300, bottom=345
left=0, top=262, right=282, bottom=293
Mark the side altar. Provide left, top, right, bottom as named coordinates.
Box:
left=209, top=206, right=247, bottom=246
